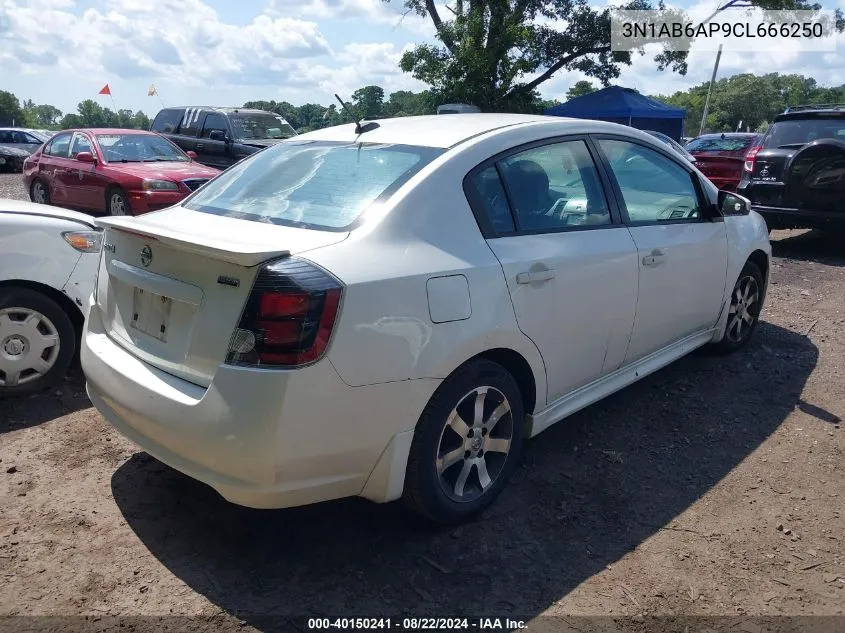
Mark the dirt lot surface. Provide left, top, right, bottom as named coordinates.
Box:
left=1, top=173, right=844, bottom=630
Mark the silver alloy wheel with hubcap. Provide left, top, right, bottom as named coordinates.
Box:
left=0, top=307, right=61, bottom=388
left=32, top=181, right=47, bottom=204
left=436, top=386, right=514, bottom=502
left=109, top=192, right=127, bottom=216
left=726, top=274, right=760, bottom=343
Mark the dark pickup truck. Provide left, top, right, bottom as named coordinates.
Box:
left=737, top=105, right=845, bottom=231
left=150, top=107, right=297, bottom=170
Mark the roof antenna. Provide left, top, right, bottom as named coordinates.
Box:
left=334, top=93, right=379, bottom=135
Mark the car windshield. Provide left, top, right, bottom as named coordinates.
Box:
left=686, top=136, right=758, bottom=152
left=96, top=134, right=188, bottom=162
left=762, top=118, right=845, bottom=149
left=229, top=113, right=297, bottom=140
left=183, top=140, right=444, bottom=231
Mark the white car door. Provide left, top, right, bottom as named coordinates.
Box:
left=593, top=136, right=728, bottom=363
left=465, top=137, right=640, bottom=405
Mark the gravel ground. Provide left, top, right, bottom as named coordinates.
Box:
left=1, top=172, right=843, bottom=630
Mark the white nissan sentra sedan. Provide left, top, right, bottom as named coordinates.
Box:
left=81, top=114, right=771, bottom=524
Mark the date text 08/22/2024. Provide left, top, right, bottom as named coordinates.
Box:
left=306, top=618, right=528, bottom=630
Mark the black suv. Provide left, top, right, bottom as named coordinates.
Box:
left=150, top=107, right=297, bottom=170
left=737, top=104, right=845, bottom=230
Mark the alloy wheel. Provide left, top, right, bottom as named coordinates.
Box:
left=33, top=181, right=47, bottom=204
left=0, top=307, right=61, bottom=388
left=726, top=275, right=760, bottom=344
left=110, top=193, right=127, bottom=216
left=436, top=386, right=514, bottom=503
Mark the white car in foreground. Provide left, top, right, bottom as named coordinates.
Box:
left=1, top=199, right=101, bottom=395
left=81, top=114, right=771, bottom=524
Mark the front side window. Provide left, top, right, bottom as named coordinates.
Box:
left=69, top=134, right=92, bottom=158
left=45, top=133, right=72, bottom=158
left=597, top=138, right=700, bottom=222
left=96, top=134, right=188, bottom=163
left=229, top=113, right=297, bottom=140
left=184, top=140, right=442, bottom=231
left=497, top=140, right=610, bottom=231
left=201, top=113, right=228, bottom=138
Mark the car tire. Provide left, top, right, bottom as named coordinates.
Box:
left=0, top=287, right=76, bottom=397
left=106, top=187, right=131, bottom=216
left=30, top=178, right=50, bottom=205
left=711, top=260, right=765, bottom=355
left=403, top=359, right=525, bottom=525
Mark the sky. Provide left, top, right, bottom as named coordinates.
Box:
left=2, top=0, right=845, bottom=116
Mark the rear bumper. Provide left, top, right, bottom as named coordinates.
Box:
left=81, top=303, right=440, bottom=508
left=751, top=205, right=845, bottom=230
left=126, top=190, right=188, bottom=215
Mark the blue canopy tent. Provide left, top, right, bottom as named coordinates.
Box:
left=545, top=86, right=686, bottom=141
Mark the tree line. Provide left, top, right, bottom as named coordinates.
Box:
left=3, top=72, right=844, bottom=137
left=560, top=73, right=845, bottom=135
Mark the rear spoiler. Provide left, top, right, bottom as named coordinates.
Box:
left=95, top=216, right=290, bottom=268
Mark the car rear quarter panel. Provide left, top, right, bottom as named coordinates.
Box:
left=304, top=128, right=571, bottom=404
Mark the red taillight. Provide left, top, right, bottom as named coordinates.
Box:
left=744, top=146, right=761, bottom=173
left=225, top=257, right=343, bottom=368
left=259, top=291, right=310, bottom=317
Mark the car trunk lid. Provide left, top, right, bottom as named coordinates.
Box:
left=93, top=206, right=348, bottom=387
left=691, top=152, right=745, bottom=179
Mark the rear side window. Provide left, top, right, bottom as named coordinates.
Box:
left=177, top=108, right=203, bottom=137
left=687, top=136, right=758, bottom=152
left=498, top=140, right=610, bottom=231
left=183, top=140, right=444, bottom=231
left=151, top=109, right=182, bottom=134
left=45, top=133, right=72, bottom=157
left=762, top=117, right=845, bottom=149
left=465, top=166, right=515, bottom=233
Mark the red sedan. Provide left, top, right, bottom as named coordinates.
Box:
left=22, top=129, right=220, bottom=216
left=685, top=133, right=763, bottom=192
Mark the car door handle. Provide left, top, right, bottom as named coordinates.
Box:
left=642, top=250, right=667, bottom=267
left=516, top=269, right=556, bottom=284
left=195, top=143, right=204, bottom=150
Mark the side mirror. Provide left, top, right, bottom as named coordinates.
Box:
left=208, top=130, right=225, bottom=141
left=186, top=150, right=198, bottom=160
left=718, top=189, right=750, bottom=216
left=75, top=151, right=96, bottom=163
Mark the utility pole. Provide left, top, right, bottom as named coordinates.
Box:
left=699, top=44, right=723, bottom=136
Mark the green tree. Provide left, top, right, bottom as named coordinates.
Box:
left=394, top=0, right=844, bottom=112
left=566, top=81, right=597, bottom=100
left=22, top=100, right=63, bottom=128
left=0, top=91, right=26, bottom=127
left=384, top=90, right=436, bottom=116
left=133, top=110, right=151, bottom=130
left=351, top=85, right=385, bottom=119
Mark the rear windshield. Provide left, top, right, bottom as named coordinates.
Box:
left=183, top=140, right=444, bottom=231
left=686, top=136, right=758, bottom=152
left=762, top=118, right=845, bottom=149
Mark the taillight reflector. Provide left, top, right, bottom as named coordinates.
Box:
left=225, top=257, right=343, bottom=369
left=744, top=146, right=761, bottom=173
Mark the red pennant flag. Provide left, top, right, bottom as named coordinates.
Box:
left=98, top=84, right=111, bottom=95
